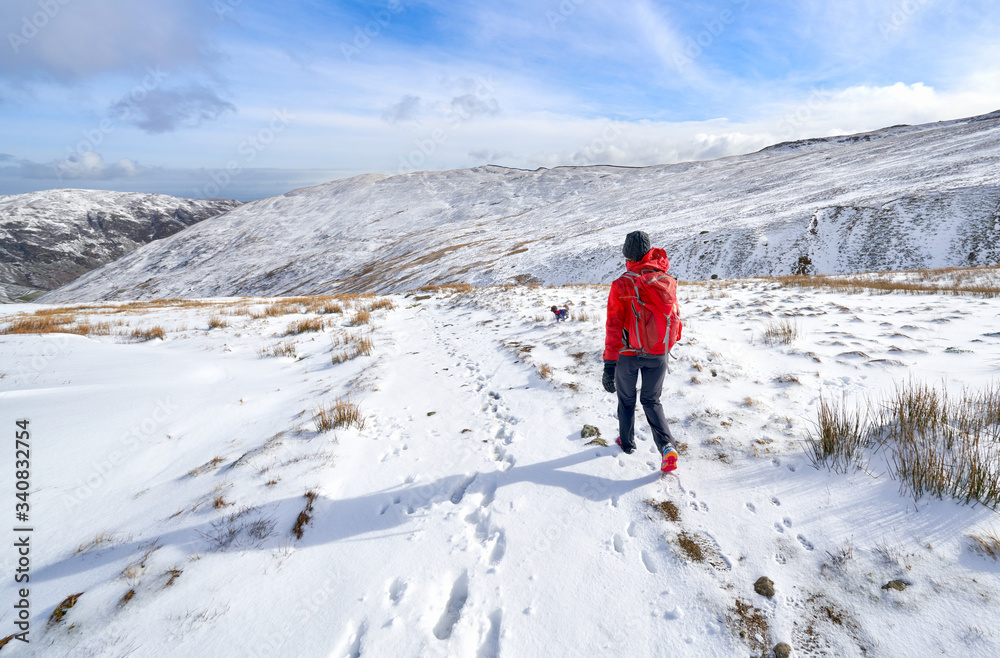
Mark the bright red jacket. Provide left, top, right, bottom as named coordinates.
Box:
left=604, top=247, right=674, bottom=361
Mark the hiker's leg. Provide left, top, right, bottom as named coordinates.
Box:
left=638, top=354, right=675, bottom=454
left=615, top=355, right=640, bottom=447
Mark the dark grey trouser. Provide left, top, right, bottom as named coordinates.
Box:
left=615, top=354, right=676, bottom=454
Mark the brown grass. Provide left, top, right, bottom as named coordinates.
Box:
left=291, top=491, right=318, bottom=540
left=331, top=332, right=374, bottom=363
left=212, top=494, right=230, bottom=509
left=775, top=265, right=1000, bottom=298
left=164, top=569, right=182, bottom=587
left=350, top=309, right=371, bottom=326
left=417, top=283, right=474, bottom=294
left=677, top=532, right=705, bottom=562
left=806, top=396, right=870, bottom=473
left=762, top=319, right=798, bottom=345
left=366, top=298, right=395, bottom=312
left=256, top=340, right=297, bottom=358
left=314, top=397, right=365, bottom=432
left=187, top=456, right=226, bottom=477
left=285, top=317, right=324, bottom=335
left=646, top=499, right=680, bottom=523
left=48, top=593, right=84, bottom=626
left=132, top=326, right=166, bottom=341
left=208, top=316, right=227, bottom=330
left=811, top=381, right=1000, bottom=508
left=969, top=531, right=1000, bottom=559
left=727, top=599, right=771, bottom=656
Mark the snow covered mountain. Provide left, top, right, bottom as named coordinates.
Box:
left=0, top=190, right=240, bottom=303
left=43, top=111, right=1000, bottom=303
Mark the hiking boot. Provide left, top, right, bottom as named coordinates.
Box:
left=615, top=436, right=635, bottom=454
left=660, top=447, right=678, bottom=473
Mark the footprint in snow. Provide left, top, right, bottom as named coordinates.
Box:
left=774, top=522, right=785, bottom=534
left=797, top=535, right=815, bottom=551
left=745, top=502, right=756, bottom=513
left=783, top=517, right=792, bottom=528
left=774, top=553, right=787, bottom=565
left=771, top=496, right=781, bottom=506
left=489, top=530, right=506, bottom=566
left=641, top=550, right=658, bottom=574
left=613, top=534, right=625, bottom=554
left=388, top=579, right=407, bottom=604
left=433, top=572, right=470, bottom=641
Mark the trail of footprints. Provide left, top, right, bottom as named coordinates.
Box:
left=363, top=313, right=520, bottom=654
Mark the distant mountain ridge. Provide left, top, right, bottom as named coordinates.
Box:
left=42, top=110, right=1000, bottom=303
left=0, top=190, right=240, bottom=302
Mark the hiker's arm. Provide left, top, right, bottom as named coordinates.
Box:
left=603, top=280, right=625, bottom=361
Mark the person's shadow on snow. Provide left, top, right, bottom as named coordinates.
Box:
left=33, top=448, right=654, bottom=584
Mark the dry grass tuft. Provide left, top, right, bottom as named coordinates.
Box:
left=315, top=397, right=365, bottom=432
left=331, top=332, right=373, bottom=363
left=538, top=364, right=553, bottom=380
left=807, top=396, right=871, bottom=473
left=775, top=265, right=1000, bottom=298
left=256, top=340, right=297, bottom=358
left=285, top=317, right=324, bottom=335
left=366, top=298, right=395, bottom=312
left=762, top=319, right=798, bottom=345
left=208, top=316, right=227, bottom=330
left=132, top=326, right=166, bottom=341
left=292, top=491, right=318, bottom=540
left=212, top=494, right=230, bottom=509
left=76, top=530, right=122, bottom=554
left=969, top=531, right=1000, bottom=559
left=48, top=593, right=84, bottom=626
left=164, top=568, right=183, bottom=587
left=350, top=309, right=371, bottom=326
left=810, top=381, right=1000, bottom=508
left=187, top=456, right=226, bottom=477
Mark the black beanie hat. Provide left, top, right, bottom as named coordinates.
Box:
left=622, top=231, right=651, bottom=261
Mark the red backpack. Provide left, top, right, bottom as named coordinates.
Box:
left=621, top=270, right=682, bottom=355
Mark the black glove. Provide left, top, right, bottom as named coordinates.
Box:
left=602, top=361, right=617, bottom=393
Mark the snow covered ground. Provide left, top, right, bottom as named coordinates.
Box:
left=2, top=276, right=1000, bottom=657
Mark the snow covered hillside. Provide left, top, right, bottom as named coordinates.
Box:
left=42, top=110, right=1000, bottom=303
left=3, top=274, right=1000, bottom=657
left=0, top=190, right=240, bottom=303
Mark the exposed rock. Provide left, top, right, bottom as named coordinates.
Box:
left=581, top=425, right=600, bottom=439
left=754, top=576, right=775, bottom=598
left=773, top=642, right=792, bottom=658
left=882, top=580, right=908, bottom=592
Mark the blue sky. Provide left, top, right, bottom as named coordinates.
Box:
left=1, top=0, right=999, bottom=200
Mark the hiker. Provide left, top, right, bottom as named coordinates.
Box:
left=602, top=230, right=682, bottom=473
left=550, top=305, right=569, bottom=322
